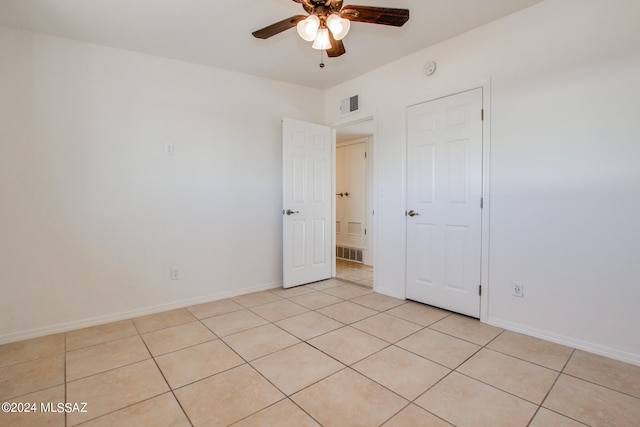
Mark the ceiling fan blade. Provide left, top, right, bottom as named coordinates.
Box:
left=252, top=15, right=307, bottom=39
left=327, top=31, right=346, bottom=57
left=341, top=5, right=410, bottom=26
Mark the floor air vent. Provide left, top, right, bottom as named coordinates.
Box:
left=336, top=246, right=363, bottom=263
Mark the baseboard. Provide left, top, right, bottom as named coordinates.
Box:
left=0, top=281, right=282, bottom=345
left=487, top=317, right=640, bottom=367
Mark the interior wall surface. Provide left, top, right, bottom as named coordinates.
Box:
left=0, top=25, right=324, bottom=341
left=324, top=0, right=640, bottom=364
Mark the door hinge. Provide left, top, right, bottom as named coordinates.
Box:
left=480, top=197, right=484, bottom=209
left=364, top=151, right=367, bottom=158
left=479, top=285, right=482, bottom=296
left=481, top=109, right=484, bottom=121
left=364, top=228, right=367, bottom=235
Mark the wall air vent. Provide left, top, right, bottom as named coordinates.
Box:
left=336, top=246, right=363, bottom=263
left=340, top=95, right=359, bottom=116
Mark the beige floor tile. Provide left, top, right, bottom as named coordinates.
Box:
left=132, top=308, right=196, bottom=334
left=232, top=290, right=283, bottom=308
left=251, top=343, right=344, bottom=395
left=80, top=393, right=190, bottom=427
left=487, top=330, right=573, bottom=371
left=543, top=374, right=640, bottom=426
left=0, top=334, right=65, bottom=368
left=416, top=372, right=538, bottom=427
left=386, top=302, right=450, bottom=326
left=175, top=364, right=284, bottom=426
left=350, top=293, right=406, bottom=312
left=429, top=314, right=502, bottom=346
left=141, top=320, right=216, bottom=356
left=233, top=399, right=320, bottom=427
left=528, top=408, right=586, bottom=427
left=0, top=354, right=64, bottom=400
left=317, top=301, right=377, bottom=324
left=186, top=298, right=244, bottom=319
left=291, top=368, right=408, bottom=427
left=382, top=404, right=453, bottom=427
left=351, top=313, right=423, bottom=343
left=275, top=311, right=344, bottom=340
left=66, top=359, right=169, bottom=425
left=66, top=335, right=150, bottom=381
left=564, top=349, right=640, bottom=398
left=306, top=279, right=344, bottom=291
left=249, top=299, right=309, bottom=322
left=321, top=284, right=371, bottom=300
left=4, top=385, right=65, bottom=427
left=269, top=285, right=317, bottom=298
left=397, top=328, right=480, bottom=369
left=201, top=309, right=268, bottom=337
left=353, top=278, right=373, bottom=288
left=66, top=319, right=138, bottom=351
left=222, top=323, right=300, bottom=361
left=289, top=291, right=343, bottom=310
left=353, top=346, right=450, bottom=400
left=308, top=326, right=388, bottom=365
left=457, top=348, right=559, bottom=404
left=155, top=339, right=244, bottom=389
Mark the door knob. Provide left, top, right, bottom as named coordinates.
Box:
left=344, top=192, right=350, bottom=197
left=285, top=209, right=299, bottom=215
left=407, top=210, right=420, bottom=217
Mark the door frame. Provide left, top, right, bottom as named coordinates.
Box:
left=332, top=115, right=378, bottom=290
left=405, top=80, right=491, bottom=323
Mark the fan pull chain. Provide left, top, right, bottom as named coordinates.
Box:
left=319, top=50, right=325, bottom=68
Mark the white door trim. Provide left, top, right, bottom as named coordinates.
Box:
left=405, top=80, right=491, bottom=322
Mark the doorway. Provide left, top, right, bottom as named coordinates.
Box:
left=334, top=118, right=375, bottom=288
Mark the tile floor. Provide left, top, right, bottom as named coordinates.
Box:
left=335, top=259, right=373, bottom=288
left=1, top=279, right=640, bottom=426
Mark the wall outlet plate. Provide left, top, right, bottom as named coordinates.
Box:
left=512, top=281, right=523, bottom=297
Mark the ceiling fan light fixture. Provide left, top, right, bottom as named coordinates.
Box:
left=312, top=28, right=332, bottom=50
left=296, top=14, right=320, bottom=42
left=326, top=14, right=350, bottom=40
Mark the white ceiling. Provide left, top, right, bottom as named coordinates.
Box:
left=0, top=0, right=544, bottom=89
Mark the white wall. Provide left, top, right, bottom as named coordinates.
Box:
left=0, top=26, right=323, bottom=342
left=324, top=0, right=640, bottom=364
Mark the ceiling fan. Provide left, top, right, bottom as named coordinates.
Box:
left=252, top=0, right=410, bottom=59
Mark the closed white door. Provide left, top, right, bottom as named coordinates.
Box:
left=282, top=118, right=333, bottom=288
left=406, top=88, right=483, bottom=317
left=336, top=141, right=367, bottom=249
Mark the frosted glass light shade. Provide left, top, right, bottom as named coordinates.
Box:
left=326, top=14, right=350, bottom=40
left=312, top=28, right=332, bottom=50
left=296, top=15, right=320, bottom=42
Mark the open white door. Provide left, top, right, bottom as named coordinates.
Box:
left=406, top=88, right=483, bottom=317
left=282, top=118, right=333, bottom=288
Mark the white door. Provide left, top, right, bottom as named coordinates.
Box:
left=336, top=141, right=367, bottom=250
left=282, top=118, right=333, bottom=288
left=406, top=88, right=483, bottom=317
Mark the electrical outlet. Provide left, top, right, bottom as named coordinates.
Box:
left=170, top=268, right=179, bottom=280
left=512, top=281, right=523, bottom=297
left=165, top=143, right=174, bottom=156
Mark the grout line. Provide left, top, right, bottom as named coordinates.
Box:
left=4, top=281, right=638, bottom=426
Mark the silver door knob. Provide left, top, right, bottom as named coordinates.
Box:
left=285, top=209, right=299, bottom=215
left=407, top=210, right=420, bottom=217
